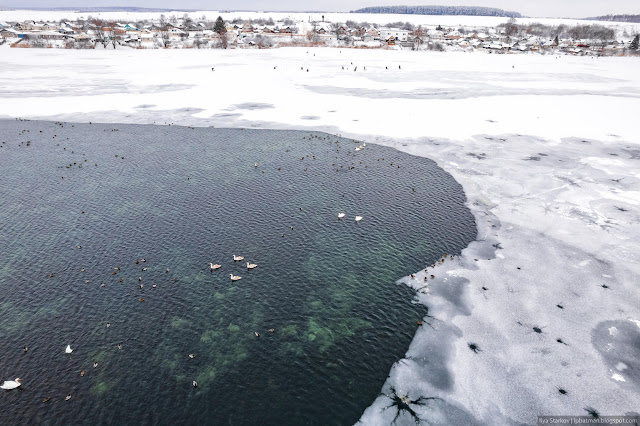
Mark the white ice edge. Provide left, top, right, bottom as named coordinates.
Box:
left=1, top=46, right=639, bottom=425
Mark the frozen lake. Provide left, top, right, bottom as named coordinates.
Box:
left=0, top=47, right=639, bottom=424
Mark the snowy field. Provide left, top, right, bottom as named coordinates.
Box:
left=1, top=47, right=639, bottom=424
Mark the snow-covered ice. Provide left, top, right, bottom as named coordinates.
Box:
left=0, top=46, right=639, bottom=424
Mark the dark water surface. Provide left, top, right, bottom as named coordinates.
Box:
left=0, top=120, right=476, bottom=425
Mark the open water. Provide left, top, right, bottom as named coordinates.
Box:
left=0, top=120, right=476, bottom=425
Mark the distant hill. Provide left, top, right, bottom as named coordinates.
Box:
left=584, top=14, right=640, bottom=23
left=0, top=6, right=196, bottom=12
left=351, top=5, right=522, bottom=18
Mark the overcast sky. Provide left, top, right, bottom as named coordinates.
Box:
left=0, top=0, right=637, bottom=18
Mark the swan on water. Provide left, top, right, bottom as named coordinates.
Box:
left=1, top=378, right=21, bottom=390
left=230, top=274, right=242, bottom=281
left=233, top=255, right=244, bottom=262
left=65, top=345, right=73, bottom=354
left=209, top=263, right=221, bottom=271
left=355, top=216, right=363, bottom=222
left=338, top=213, right=345, bottom=219
left=246, top=262, right=258, bottom=270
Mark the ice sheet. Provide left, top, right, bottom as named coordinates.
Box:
left=0, top=46, right=639, bottom=424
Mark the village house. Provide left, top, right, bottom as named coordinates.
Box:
left=444, top=31, right=462, bottom=40
left=37, top=30, right=68, bottom=40
left=427, top=29, right=444, bottom=39
left=379, top=28, right=409, bottom=42
left=241, top=21, right=254, bottom=34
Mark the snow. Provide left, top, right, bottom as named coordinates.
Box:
left=1, top=45, right=639, bottom=424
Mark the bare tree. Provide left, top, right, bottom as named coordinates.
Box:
left=330, top=23, right=344, bottom=40
left=161, top=28, right=171, bottom=48
left=91, top=19, right=107, bottom=47
left=503, top=17, right=519, bottom=37
left=183, top=13, right=193, bottom=29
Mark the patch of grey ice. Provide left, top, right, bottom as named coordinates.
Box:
left=358, top=133, right=640, bottom=424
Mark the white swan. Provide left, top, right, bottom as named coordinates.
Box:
left=246, top=262, right=258, bottom=269
left=209, top=263, right=221, bottom=271
left=1, top=378, right=21, bottom=390
left=355, top=216, right=363, bottom=222
left=230, top=274, right=242, bottom=281
left=338, top=213, right=345, bottom=219
left=355, top=147, right=361, bottom=151
left=65, top=345, right=73, bottom=354
left=233, top=255, right=244, bottom=262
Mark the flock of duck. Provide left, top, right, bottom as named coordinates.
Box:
left=207, top=254, right=258, bottom=282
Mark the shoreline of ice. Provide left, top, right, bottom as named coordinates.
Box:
left=1, top=47, right=639, bottom=424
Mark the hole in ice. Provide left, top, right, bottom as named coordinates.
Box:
left=558, top=388, right=568, bottom=395
left=584, top=407, right=600, bottom=419
left=557, top=304, right=564, bottom=309
left=533, top=327, right=543, bottom=334
left=557, top=338, right=568, bottom=345
left=601, top=284, right=610, bottom=289
left=468, top=343, right=481, bottom=353
left=383, top=387, right=440, bottom=424
left=466, top=152, right=486, bottom=160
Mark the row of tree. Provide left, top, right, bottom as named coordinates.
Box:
left=351, top=5, right=521, bottom=18
left=585, top=14, right=640, bottom=23
left=500, top=19, right=617, bottom=41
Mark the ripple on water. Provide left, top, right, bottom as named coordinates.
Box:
left=0, top=120, right=476, bottom=425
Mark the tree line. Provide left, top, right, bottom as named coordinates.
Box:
left=351, top=5, right=521, bottom=18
